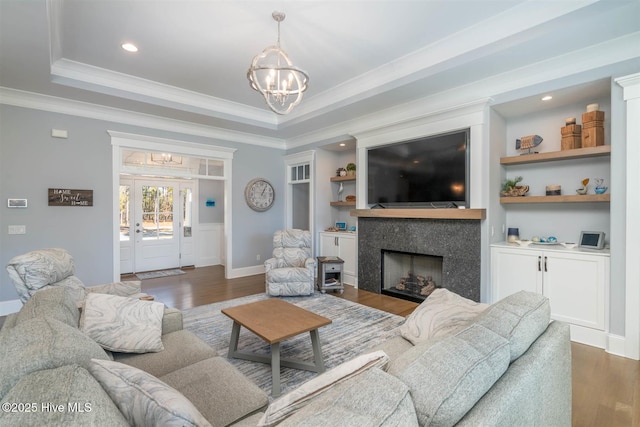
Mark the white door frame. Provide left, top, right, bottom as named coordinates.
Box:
left=285, top=150, right=315, bottom=248
left=109, top=131, right=235, bottom=281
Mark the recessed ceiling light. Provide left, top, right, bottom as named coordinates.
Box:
left=541, top=95, right=553, bottom=101
left=339, top=143, right=346, bottom=147
left=121, top=43, right=138, bottom=53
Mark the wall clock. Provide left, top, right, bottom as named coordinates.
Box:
left=244, top=178, right=275, bottom=212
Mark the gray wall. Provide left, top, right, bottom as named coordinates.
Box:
left=199, top=179, right=224, bottom=223
left=0, top=105, right=284, bottom=303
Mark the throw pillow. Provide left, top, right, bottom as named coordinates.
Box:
left=89, top=359, right=211, bottom=427
left=80, top=293, right=164, bottom=353
left=275, top=367, right=418, bottom=427
left=388, top=323, right=510, bottom=426
left=0, top=317, right=110, bottom=397
left=400, top=288, right=488, bottom=345
left=258, top=350, right=390, bottom=427
left=474, top=290, right=550, bottom=361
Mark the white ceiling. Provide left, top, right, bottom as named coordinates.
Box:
left=1, top=0, right=639, bottom=148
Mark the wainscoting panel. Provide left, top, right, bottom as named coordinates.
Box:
left=197, top=223, right=224, bottom=267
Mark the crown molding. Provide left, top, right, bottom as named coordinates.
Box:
left=285, top=31, right=639, bottom=150
left=50, top=58, right=279, bottom=130
left=0, top=87, right=286, bottom=149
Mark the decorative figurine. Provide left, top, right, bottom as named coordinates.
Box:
left=594, top=178, right=608, bottom=194
left=576, top=178, right=589, bottom=195
left=516, top=135, right=543, bottom=155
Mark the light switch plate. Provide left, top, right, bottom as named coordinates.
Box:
left=8, top=225, right=26, bottom=234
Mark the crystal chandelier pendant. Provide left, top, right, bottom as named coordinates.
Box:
left=247, top=12, right=309, bottom=115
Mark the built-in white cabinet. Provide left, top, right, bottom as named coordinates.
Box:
left=491, top=243, right=609, bottom=347
left=319, top=232, right=357, bottom=286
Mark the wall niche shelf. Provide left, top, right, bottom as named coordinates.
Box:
left=330, top=175, right=356, bottom=207
left=500, top=145, right=610, bottom=165
left=330, top=201, right=356, bottom=207
left=500, top=194, right=610, bottom=204
left=330, top=175, right=356, bottom=182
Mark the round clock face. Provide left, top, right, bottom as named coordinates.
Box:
left=245, top=178, right=275, bottom=212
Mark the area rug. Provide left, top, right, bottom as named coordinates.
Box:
left=136, top=269, right=186, bottom=280
left=183, top=293, right=405, bottom=397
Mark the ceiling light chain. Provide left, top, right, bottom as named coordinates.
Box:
left=247, top=11, right=309, bottom=115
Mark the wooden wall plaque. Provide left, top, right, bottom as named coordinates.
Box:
left=48, top=188, right=93, bottom=207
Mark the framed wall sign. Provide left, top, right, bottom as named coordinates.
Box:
left=7, top=198, right=27, bottom=208
left=48, top=188, right=93, bottom=207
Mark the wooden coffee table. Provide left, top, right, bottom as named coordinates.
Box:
left=222, top=298, right=332, bottom=397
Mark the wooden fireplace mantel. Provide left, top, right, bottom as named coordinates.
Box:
left=350, top=208, right=486, bottom=220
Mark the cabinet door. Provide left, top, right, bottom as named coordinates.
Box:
left=338, top=235, right=357, bottom=281
left=319, top=233, right=339, bottom=257
left=543, top=252, right=607, bottom=330
left=491, top=247, right=542, bottom=302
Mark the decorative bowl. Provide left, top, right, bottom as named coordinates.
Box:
left=594, top=187, right=608, bottom=194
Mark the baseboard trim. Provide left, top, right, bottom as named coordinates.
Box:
left=0, top=299, right=23, bottom=317
left=569, top=324, right=607, bottom=349
left=606, top=334, right=627, bottom=357
left=226, top=265, right=264, bottom=279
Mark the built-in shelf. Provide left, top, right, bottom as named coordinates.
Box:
left=500, top=145, right=611, bottom=165
left=330, top=201, right=356, bottom=207
left=330, top=175, right=356, bottom=182
left=350, top=208, right=486, bottom=220
left=500, top=194, right=610, bottom=204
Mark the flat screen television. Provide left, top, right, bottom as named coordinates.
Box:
left=367, top=128, right=470, bottom=208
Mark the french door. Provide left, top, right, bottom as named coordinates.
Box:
left=120, top=178, right=194, bottom=274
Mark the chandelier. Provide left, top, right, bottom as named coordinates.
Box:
left=150, top=153, right=182, bottom=165
left=247, top=11, right=309, bottom=115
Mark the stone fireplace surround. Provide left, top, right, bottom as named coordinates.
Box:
left=355, top=212, right=482, bottom=302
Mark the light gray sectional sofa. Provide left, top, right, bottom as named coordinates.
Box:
left=0, top=286, right=571, bottom=426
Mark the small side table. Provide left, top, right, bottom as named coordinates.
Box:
left=317, top=256, right=344, bottom=294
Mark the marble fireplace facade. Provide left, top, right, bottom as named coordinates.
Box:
left=357, top=217, right=482, bottom=302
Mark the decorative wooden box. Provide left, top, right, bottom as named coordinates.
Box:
left=582, top=110, right=605, bottom=147
left=561, top=124, right=582, bottom=150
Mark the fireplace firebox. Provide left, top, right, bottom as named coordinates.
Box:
left=381, top=250, right=443, bottom=303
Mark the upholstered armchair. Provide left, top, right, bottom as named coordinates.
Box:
left=264, top=229, right=316, bottom=296
left=6, top=248, right=145, bottom=304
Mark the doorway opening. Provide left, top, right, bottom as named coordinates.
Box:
left=119, top=177, right=195, bottom=274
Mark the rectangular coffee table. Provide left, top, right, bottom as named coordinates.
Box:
left=222, top=298, right=332, bottom=397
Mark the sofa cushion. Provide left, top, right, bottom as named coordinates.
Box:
left=80, top=293, right=164, bottom=353
left=15, top=287, right=80, bottom=328
left=113, top=329, right=217, bottom=377
left=474, top=290, right=550, bottom=361
left=400, top=288, right=488, bottom=345
left=0, top=317, right=110, bottom=398
left=160, top=357, right=269, bottom=427
left=276, top=367, right=419, bottom=427
left=388, top=323, right=510, bottom=426
left=89, top=359, right=211, bottom=427
left=0, top=365, right=129, bottom=426
left=258, top=350, right=390, bottom=427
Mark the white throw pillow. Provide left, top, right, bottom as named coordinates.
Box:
left=80, top=293, right=164, bottom=353
left=89, top=359, right=211, bottom=427
left=400, top=288, right=488, bottom=345
left=258, top=350, right=390, bottom=427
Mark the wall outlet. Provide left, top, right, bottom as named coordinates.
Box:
left=8, top=225, right=26, bottom=234
left=256, top=254, right=261, bottom=261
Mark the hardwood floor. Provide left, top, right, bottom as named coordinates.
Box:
left=135, top=265, right=640, bottom=427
